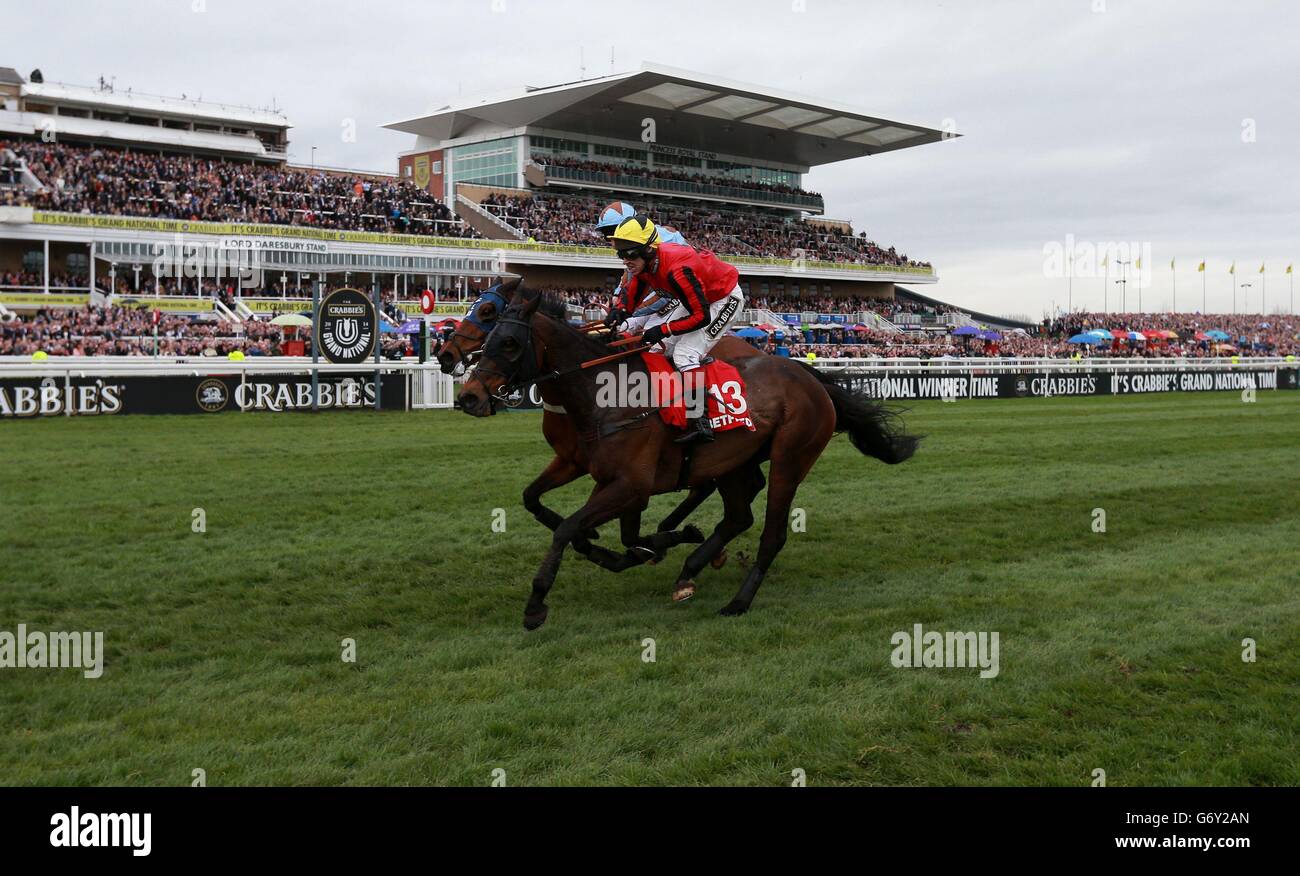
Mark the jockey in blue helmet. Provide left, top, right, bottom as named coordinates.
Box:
left=595, top=201, right=688, bottom=316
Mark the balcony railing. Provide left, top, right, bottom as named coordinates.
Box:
left=539, top=164, right=825, bottom=211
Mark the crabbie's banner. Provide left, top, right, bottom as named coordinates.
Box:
left=0, top=373, right=407, bottom=417
left=829, top=367, right=1299, bottom=400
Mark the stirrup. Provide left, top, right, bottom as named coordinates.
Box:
left=674, top=419, right=715, bottom=444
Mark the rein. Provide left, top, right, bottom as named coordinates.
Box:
left=479, top=314, right=650, bottom=403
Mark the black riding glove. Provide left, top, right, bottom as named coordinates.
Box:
left=604, top=307, right=627, bottom=328
left=641, top=324, right=667, bottom=347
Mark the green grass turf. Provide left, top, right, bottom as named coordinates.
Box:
left=1, top=391, right=1298, bottom=786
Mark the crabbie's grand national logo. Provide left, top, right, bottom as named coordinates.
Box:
left=195, top=378, right=229, bottom=412
left=318, top=288, right=376, bottom=364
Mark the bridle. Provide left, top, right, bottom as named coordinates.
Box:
left=443, top=287, right=508, bottom=368
left=470, top=302, right=650, bottom=404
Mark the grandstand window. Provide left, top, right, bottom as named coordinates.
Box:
left=593, top=143, right=648, bottom=166
left=531, top=135, right=588, bottom=157
left=653, top=152, right=703, bottom=170
left=66, top=253, right=89, bottom=274
left=22, top=249, right=44, bottom=274
left=450, top=137, right=519, bottom=189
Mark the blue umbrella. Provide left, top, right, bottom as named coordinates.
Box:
left=978, top=330, right=1002, bottom=341
left=1206, top=330, right=1230, bottom=340
left=953, top=325, right=981, bottom=336
left=734, top=326, right=767, bottom=339
left=1087, top=329, right=1114, bottom=340
left=1069, top=333, right=1103, bottom=344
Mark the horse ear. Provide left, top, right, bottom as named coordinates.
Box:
left=498, top=276, right=522, bottom=297
left=520, top=286, right=542, bottom=316
left=478, top=300, right=497, bottom=320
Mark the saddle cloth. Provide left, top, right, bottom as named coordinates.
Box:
left=640, top=352, right=756, bottom=433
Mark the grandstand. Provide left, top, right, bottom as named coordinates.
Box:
left=384, top=62, right=944, bottom=302
left=3, top=61, right=1293, bottom=361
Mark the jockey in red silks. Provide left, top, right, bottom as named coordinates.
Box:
left=604, top=214, right=745, bottom=444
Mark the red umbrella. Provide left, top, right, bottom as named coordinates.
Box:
left=1194, top=331, right=1210, bottom=341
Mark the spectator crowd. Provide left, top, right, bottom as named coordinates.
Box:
left=477, top=190, right=931, bottom=268
left=1, top=138, right=480, bottom=238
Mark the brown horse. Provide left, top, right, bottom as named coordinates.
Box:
left=437, top=279, right=760, bottom=569
left=459, top=287, right=919, bottom=629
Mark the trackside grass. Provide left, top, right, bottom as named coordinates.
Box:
left=1, top=392, right=1297, bottom=785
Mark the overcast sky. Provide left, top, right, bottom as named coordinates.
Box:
left=11, top=0, right=1298, bottom=318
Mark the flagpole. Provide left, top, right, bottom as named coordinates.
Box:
left=1067, top=250, right=1073, bottom=316
left=1171, top=260, right=1176, bottom=312
left=1201, top=261, right=1206, bottom=313
left=1103, top=258, right=1109, bottom=314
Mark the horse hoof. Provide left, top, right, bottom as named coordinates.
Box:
left=718, top=600, right=749, bottom=617
left=682, top=524, right=705, bottom=544
left=710, top=549, right=728, bottom=570
left=672, top=581, right=696, bottom=603
left=523, top=605, right=549, bottom=630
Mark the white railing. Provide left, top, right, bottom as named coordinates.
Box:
left=807, top=356, right=1296, bottom=374
left=456, top=193, right=526, bottom=240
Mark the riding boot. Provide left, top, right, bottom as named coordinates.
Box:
left=674, top=413, right=715, bottom=444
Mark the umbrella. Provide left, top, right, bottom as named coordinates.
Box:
left=1141, top=331, right=1164, bottom=341
left=952, top=325, right=981, bottom=336
left=733, top=327, right=768, bottom=339
left=852, top=323, right=870, bottom=331
left=754, top=323, right=780, bottom=331
left=1069, top=333, right=1104, bottom=344
left=1194, top=331, right=1211, bottom=341
left=269, top=313, right=313, bottom=327
left=1088, top=329, right=1115, bottom=340
left=978, top=330, right=1002, bottom=341
left=1206, top=330, right=1231, bottom=340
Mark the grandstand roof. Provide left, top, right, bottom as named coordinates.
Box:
left=383, top=63, right=953, bottom=167
left=21, top=79, right=291, bottom=129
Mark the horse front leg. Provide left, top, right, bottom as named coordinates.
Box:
left=525, top=480, right=642, bottom=630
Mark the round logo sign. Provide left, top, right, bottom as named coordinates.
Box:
left=420, top=289, right=436, bottom=315
left=318, top=288, right=376, bottom=364
left=195, top=378, right=230, bottom=412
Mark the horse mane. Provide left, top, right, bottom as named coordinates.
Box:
left=533, top=288, right=622, bottom=358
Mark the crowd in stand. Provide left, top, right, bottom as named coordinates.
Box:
left=477, top=191, right=930, bottom=267
left=0, top=305, right=288, bottom=356
left=531, top=154, right=821, bottom=199
left=0, top=138, right=480, bottom=238
left=1040, top=311, right=1299, bottom=358
left=2, top=271, right=90, bottom=290
left=4, top=297, right=1297, bottom=359
left=1, top=146, right=24, bottom=187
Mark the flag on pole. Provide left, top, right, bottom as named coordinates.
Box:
left=1101, top=253, right=1108, bottom=267
left=1198, top=261, right=1205, bottom=272
left=1170, top=258, right=1175, bottom=270
left=1229, top=262, right=1236, bottom=274
left=1259, top=263, right=1265, bottom=273
left=1288, top=264, right=1294, bottom=275
left=1136, top=257, right=1142, bottom=270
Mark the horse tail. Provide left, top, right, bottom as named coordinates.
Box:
left=796, top=361, right=922, bottom=464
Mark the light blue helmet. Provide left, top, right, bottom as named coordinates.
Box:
left=595, top=201, right=638, bottom=236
